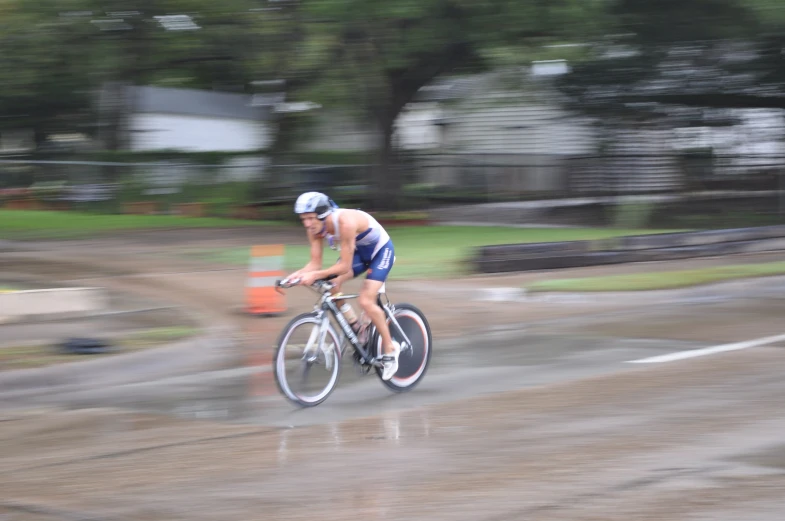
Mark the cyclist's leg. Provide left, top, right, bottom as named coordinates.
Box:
left=331, top=251, right=368, bottom=326
left=330, top=250, right=365, bottom=294
left=356, top=241, right=397, bottom=364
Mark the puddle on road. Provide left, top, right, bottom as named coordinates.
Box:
left=558, top=299, right=785, bottom=345
left=15, top=291, right=784, bottom=433
left=734, top=443, right=785, bottom=472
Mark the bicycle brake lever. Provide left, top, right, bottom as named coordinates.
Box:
left=277, top=277, right=301, bottom=291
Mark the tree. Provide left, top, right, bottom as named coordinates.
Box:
left=85, top=0, right=268, bottom=149
left=280, top=0, right=605, bottom=209
left=0, top=0, right=270, bottom=151
left=0, top=0, right=97, bottom=146
left=555, top=0, right=785, bottom=122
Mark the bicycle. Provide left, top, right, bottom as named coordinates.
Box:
left=272, top=274, right=433, bottom=407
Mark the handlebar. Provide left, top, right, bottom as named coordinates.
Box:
left=276, top=273, right=338, bottom=291
left=276, top=277, right=301, bottom=289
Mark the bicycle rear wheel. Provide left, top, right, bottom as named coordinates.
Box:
left=373, top=303, right=432, bottom=392
left=273, top=312, right=342, bottom=407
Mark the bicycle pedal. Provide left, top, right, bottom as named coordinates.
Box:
left=354, top=362, right=373, bottom=376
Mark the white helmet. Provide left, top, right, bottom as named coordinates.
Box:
left=294, top=191, right=338, bottom=220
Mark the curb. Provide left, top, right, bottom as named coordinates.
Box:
left=474, top=225, right=785, bottom=274
left=518, top=274, right=785, bottom=305
left=0, top=287, right=108, bottom=324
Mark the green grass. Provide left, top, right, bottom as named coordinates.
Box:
left=0, top=210, right=689, bottom=279
left=124, top=326, right=199, bottom=347
left=526, top=262, right=785, bottom=293
left=198, top=225, right=682, bottom=279
left=0, top=210, right=288, bottom=240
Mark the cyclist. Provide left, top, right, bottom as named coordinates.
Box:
left=289, top=191, right=400, bottom=380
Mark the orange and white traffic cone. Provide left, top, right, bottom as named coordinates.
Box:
left=246, top=244, right=287, bottom=316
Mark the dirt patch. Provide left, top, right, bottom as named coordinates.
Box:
left=4, top=232, right=785, bottom=363
left=0, top=326, right=199, bottom=371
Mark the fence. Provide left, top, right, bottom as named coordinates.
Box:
left=1, top=153, right=784, bottom=227
left=413, top=152, right=785, bottom=228
left=0, top=158, right=379, bottom=218
left=413, top=152, right=785, bottom=200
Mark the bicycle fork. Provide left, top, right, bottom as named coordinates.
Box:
left=304, top=314, right=334, bottom=370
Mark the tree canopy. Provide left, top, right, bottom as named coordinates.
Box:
left=2, top=0, right=785, bottom=206
left=555, top=0, right=785, bottom=124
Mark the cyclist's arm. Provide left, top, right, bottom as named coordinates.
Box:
left=292, top=230, right=324, bottom=277
left=308, top=213, right=356, bottom=280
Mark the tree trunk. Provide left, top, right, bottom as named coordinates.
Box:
left=33, top=127, right=48, bottom=151
left=96, top=81, right=130, bottom=152
left=371, top=112, right=402, bottom=211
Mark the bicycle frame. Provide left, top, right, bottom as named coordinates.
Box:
left=305, top=281, right=415, bottom=366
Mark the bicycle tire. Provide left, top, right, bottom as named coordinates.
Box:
left=272, top=312, right=342, bottom=407
left=372, top=303, right=433, bottom=393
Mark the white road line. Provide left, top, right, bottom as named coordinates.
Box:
left=626, top=333, right=785, bottom=364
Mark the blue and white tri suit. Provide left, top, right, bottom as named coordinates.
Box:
left=326, top=209, right=395, bottom=282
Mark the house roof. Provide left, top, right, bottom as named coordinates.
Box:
left=127, top=85, right=275, bottom=121
left=414, top=76, right=479, bottom=102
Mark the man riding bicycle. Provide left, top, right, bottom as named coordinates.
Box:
left=289, top=191, right=400, bottom=380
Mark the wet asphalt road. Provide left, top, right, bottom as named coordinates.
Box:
left=2, top=290, right=785, bottom=520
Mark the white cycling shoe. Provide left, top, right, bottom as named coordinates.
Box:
left=380, top=341, right=401, bottom=381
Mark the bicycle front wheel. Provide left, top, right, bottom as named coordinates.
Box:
left=374, top=303, right=432, bottom=392
left=273, top=312, right=342, bottom=407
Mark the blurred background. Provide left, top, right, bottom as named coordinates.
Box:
left=1, top=0, right=785, bottom=229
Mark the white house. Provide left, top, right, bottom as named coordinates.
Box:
left=116, top=76, right=785, bottom=196
left=124, top=85, right=274, bottom=153
left=388, top=70, right=606, bottom=194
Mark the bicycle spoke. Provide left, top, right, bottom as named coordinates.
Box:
left=375, top=304, right=432, bottom=392
left=273, top=314, right=342, bottom=407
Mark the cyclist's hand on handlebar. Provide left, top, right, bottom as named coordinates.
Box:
left=277, top=274, right=301, bottom=289
left=298, top=271, right=320, bottom=287
left=277, top=272, right=337, bottom=289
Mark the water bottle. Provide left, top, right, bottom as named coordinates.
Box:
left=340, top=302, right=358, bottom=324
